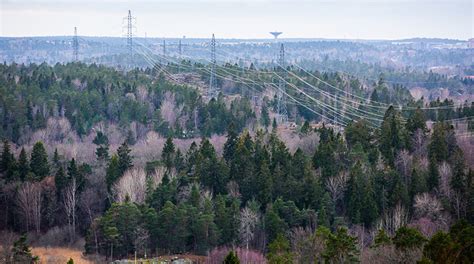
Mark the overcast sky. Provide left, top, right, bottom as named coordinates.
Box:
left=0, top=0, right=472, bottom=40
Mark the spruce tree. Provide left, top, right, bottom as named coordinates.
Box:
left=117, top=141, right=133, bottom=175
left=53, top=148, right=60, bottom=166
left=162, top=136, right=175, bottom=171
left=319, top=192, right=333, bottom=228
left=257, top=160, right=273, bottom=207
left=429, top=122, right=448, bottom=162
left=93, top=131, right=110, bottom=161
left=410, top=167, right=427, bottom=200
left=406, top=108, right=427, bottom=135
left=260, top=104, right=270, bottom=128
left=427, top=155, right=439, bottom=191
left=379, top=106, right=406, bottom=166
left=223, top=122, right=238, bottom=163
left=30, top=141, right=50, bottom=180
left=451, top=149, right=466, bottom=197
left=0, top=139, right=13, bottom=174
left=18, top=148, right=29, bottom=181
left=55, top=166, right=67, bottom=196
left=224, top=251, right=240, bottom=264
left=106, top=155, right=121, bottom=190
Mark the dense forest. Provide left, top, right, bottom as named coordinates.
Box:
left=0, top=62, right=473, bottom=263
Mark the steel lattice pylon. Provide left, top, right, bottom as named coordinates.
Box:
left=277, top=43, right=288, bottom=124
left=73, top=27, right=78, bottom=61
left=126, top=10, right=133, bottom=65
left=208, top=34, right=218, bottom=99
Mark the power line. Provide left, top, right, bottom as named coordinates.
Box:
left=133, top=39, right=471, bottom=129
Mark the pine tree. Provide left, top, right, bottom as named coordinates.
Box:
left=30, top=141, right=50, bottom=180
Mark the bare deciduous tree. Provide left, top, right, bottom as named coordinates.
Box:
left=438, top=162, right=452, bottom=198
left=414, top=193, right=443, bottom=220
left=326, top=171, right=349, bottom=203
left=112, top=167, right=147, bottom=204
left=160, top=92, right=183, bottom=129
left=226, top=181, right=241, bottom=198
left=239, top=206, right=260, bottom=255
left=80, top=187, right=104, bottom=254
left=395, top=149, right=412, bottom=185
left=134, top=227, right=150, bottom=258
left=63, top=178, right=78, bottom=243
left=289, top=226, right=326, bottom=264
left=376, top=203, right=408, bottom=236
left=0, top=230, right=19, bottom=263
left=17, top=182, right=42, bottom=233
left=412, top=129, right=427, bottom=158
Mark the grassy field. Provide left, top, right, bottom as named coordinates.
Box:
left=31, top=247, right=96, bottom=264
left=30, top=248, right=207, bottom=264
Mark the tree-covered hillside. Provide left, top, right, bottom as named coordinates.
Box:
left=0, top=62, right=473, bottom=263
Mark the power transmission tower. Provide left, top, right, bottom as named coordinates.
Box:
left=208, top=34, right=218, bottom=99
left=162, top=39, right=166, bottom=57
left=73, top=27, right=79, bottom=61
left=178, top=39, right=182, bottom=73
left=277, top=43, right=288, bottom=124
left=123, top=10, right=135, bottom=66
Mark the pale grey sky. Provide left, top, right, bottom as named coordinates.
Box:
left=1, top=0, right=472, bottom=40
